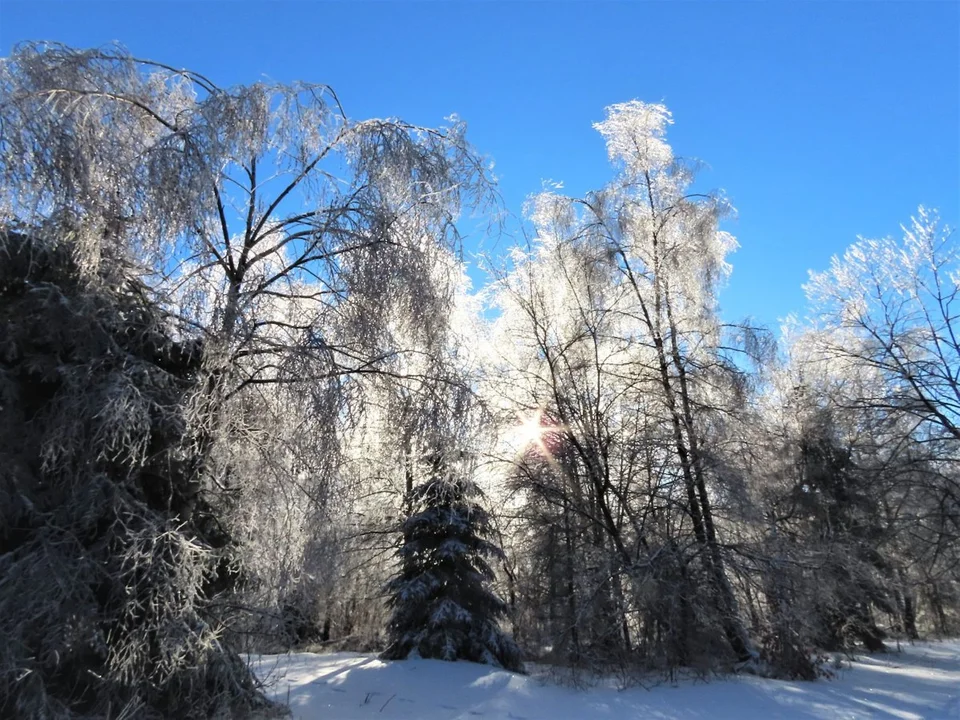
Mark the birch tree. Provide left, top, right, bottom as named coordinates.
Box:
left=487, top=102, right=757, bottom=671
left=0, top=40, right=490, bottom=448
left=805, top=209, right=960, bottom=443
left=0, top=42, right=492, bottom=714
left=789, top=212, right=960, bottom=641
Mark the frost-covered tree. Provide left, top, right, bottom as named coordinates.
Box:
left=0, top=40, right=490, bottom=481
left=486, top=237, right=655, bottom=668
left=771, top=212, right=960, bottom=644
left=805, top=208, right=960, bottom=443
left=487, top=101, right=757, bottom=670
left=382, top=452, right=523, bottom=672
left=582, top=106, right=757, bottom=667
left=0, top=41, right=492, bottom=712
left=0, top=231, right=272, bottom=718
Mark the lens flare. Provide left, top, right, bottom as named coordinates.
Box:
left=512, top=409, right=547, bottom=449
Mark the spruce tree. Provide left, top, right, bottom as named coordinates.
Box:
left=382, top=454, right=523, bottom=672
left=0, top=231, right=271, bottom=718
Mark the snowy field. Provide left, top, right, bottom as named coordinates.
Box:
left=250, top=641, right=960, bottom=720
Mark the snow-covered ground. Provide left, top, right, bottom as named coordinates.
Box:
left=250, top=641, right=960, bottom=720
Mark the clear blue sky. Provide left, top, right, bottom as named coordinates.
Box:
left=2, top=1, right=958, bottom=328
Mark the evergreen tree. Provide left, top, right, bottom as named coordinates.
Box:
left=0, top=231, right=272, bottom=718
left=382, top=454, right=523, bottom=672
left=793, top=413, right=890, bottom=652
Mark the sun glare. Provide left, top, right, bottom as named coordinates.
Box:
left=511, top=410, right=546, bottom=450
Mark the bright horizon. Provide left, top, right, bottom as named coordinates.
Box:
left=2, top=1, right=957, bottom=331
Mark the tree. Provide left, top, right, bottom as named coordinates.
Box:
left=0, top=231, right=271, bottom=718
left=0, top=40, right=490, bottom=496
left=789, top=408, right=889, bottom=652
left=802, top=208, right=960, bottom=638
left=805, top=208, right=960, bottom=442
left=487, top=101, right=757, bottom=670
left=382, top=452, right=523, bottom=672
left=0, top=42, right=491, bottom=713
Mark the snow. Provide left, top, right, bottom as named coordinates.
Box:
left=250, top=641, right=960, bottom=720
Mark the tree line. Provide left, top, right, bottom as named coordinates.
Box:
left=0, top=43, right=956, bottom=718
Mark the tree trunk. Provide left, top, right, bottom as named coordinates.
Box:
left=898, top=569, right=919, bottom=640
left=664, top=294, right=754, bottom=662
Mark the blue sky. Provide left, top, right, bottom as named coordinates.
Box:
left=2, top=1, right=957, bottom=328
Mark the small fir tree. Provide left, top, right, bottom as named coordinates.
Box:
left=381, top=454, right=523, bottom=672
